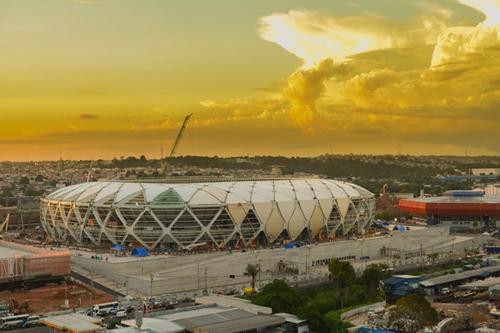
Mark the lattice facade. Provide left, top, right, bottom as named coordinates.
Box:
left=40, top=179, right=375, bottom=250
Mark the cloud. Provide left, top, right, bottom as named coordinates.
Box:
left=430, top=0, right=500, bottom=68
left=77, top=113, right=99, bottom=120
left=258, top=11, right=394, bottom=67
left=283, top=59, right=336, bottom=132
left=73, top=0, right=97, bottom=4
left=457, top=0, right=500, bottom=27
left=200, top=60, right=339, bottom=134
left=258, top=5, right=458, bottom=68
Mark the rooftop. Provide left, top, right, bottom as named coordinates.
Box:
left=120, top=318, right=184, bottom=333
left=148, top=305, right=284, bottom=333
left=191, top=314, right=284, bottom=333
left=420, top=266, right=500, bottom=288
left=195, top=295, right=272, bottom=315
left=40, top=313, right=102, bottom=333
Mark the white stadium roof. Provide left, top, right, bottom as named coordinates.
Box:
left=41, top=178, right=375, bottom=249
left=46, top=178, right=372, bottom=205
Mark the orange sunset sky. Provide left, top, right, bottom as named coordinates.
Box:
left=1, top=0, right=499, bottom=160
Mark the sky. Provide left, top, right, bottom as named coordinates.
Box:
left=0, top=0, right=499, bottom=161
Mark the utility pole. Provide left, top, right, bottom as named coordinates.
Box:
left=150, top=273, right=153, bottom=298
left=204, top=267, right=208, bottom=295
left=90, top=271, right=94, bottom=313
left=258, top=259, right=262, bottom=288
left=197, top=261, right=200, bottom=293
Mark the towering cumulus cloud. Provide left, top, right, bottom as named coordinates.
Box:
left=431, top=0, right=500, bottom=68
left=283, top=59, right=336, bottom=133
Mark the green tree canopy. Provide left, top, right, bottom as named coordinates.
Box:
left=253, top=279, right=303, bottom=314
left=360, top=263, right=389, bottom=294
left=243, top=263, right=260, bottom=292
left=328, top=258, right=356, bottom=308
left=297, top=303, right=329, bottom=333
left=388, top=294, right=439, bottom=333
left=19, top=176, right=30, bottom=185
left=323, top=311, right=352, bottom=333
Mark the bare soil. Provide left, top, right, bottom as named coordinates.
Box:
left=0, top=281, right=113, bottom=314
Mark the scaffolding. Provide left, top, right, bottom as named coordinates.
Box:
left=0, top=241, right=70, bottom=282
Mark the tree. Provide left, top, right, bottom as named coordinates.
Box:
left=361, top=263, right=389, bottom=294
left=298, top=303, right=329, bottom=333
left=19, top=176, right=30, bottom=185
left=328, top=258, right=356, bottom=308
left=243, top=263, right=260, bottom=293
left=388, top=294, right=439, bottom=333
left=253, top=279, right=303, bottom=314
left=375, top=210, right=392, bottom=221
left=323, top=311, right=352, bottom=333
left=24, top=186, right=43, bottom=197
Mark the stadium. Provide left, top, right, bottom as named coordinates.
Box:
left=40, top=178, right=375, bottom=250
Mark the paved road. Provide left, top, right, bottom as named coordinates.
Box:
left=6, top=327, right=49, bottom=333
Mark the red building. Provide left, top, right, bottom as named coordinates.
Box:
left=400, top=191, right=500, bottom=231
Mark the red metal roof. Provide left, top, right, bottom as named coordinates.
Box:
left=399, top=196, right=500, bottom=216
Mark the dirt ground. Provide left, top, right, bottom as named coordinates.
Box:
left=0, top=282, right=113, bottom=314
left=433, top=302, right=492, bottom=326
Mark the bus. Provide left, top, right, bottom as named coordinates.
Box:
left=92, top=301, right=119, bottom=316
left=0, top=314, right=29, bottom=330
left=26, top=315, right=41, bottom=327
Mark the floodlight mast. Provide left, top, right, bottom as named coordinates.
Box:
left=162, top=113, right=193, bottom=176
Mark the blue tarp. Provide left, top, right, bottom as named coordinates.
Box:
left=111, top=244, right=126, bottom=251
left=358, top=328, right=397, bottom=333
left=486, top=246, right=500, bottom=254
left=393, top=225, right=407, bottom=232
left=285, top=242, right=297, bottom=249
left=131, top=247, right=149, bottom=257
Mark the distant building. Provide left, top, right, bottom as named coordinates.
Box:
left=490, top=284, right=500, bottom=301
left=484, top=184, right=500, bottom=196
left=382, top=275, right=423, bottom=303
left=420, top=266, right=500, bottom=295
left=471, top=168, right=500, bottom=177
left=399, top=190, right=500, bottom=232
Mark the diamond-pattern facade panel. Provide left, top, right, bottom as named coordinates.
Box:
left=288, top=206, right=306, bottom=240
left=170, top=209, right=202, bottom=246
left=239, top=209, right=261, bottom=244
left=209, top=210, right=236, bottom=246
left=308, top=204, right=325, bottom=237
left=265, top=204, right=285, bottom=242
left=40, top=179, right=375, bottom=250
left=227, top=204, right=250, bottom=225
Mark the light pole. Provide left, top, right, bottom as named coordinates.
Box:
left=204, top=267, right=208, bottom=295
left=150, top=273, right=153, bottom=298
left=197, top=261, right=200, bottom=293
left=90, top=271, right=94, bottom=313
left=258, top=259, right=262, bottom=288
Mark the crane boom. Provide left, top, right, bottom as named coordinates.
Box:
left=169, top=113, right=193, bottom=158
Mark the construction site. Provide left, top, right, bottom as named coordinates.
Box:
left=0, top=281, right=113, bottom=314
left=69, top=225, right=485, bottom=297
left=0, top=240, right=114, bottom=315
left=0, top=240, right=70, bottom=285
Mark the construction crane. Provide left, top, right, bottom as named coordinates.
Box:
left=86, top=160, right=94, bottom=182
left=162, top=113, right=193, bottom=175
left=169, top=113, right=193, bottom=158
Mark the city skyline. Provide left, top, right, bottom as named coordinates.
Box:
left=1, top=0, right=499, bottom=161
